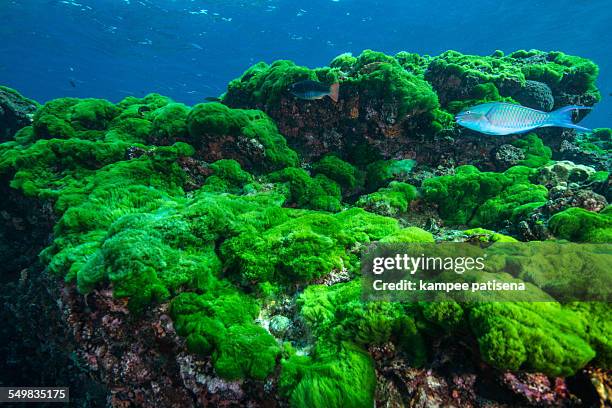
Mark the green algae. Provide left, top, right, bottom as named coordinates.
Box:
left=280, top=342, right=377, bottom=408
left=268, top=167, right=343, bottom=212
left=346, top=50, right=440, bottom=117
left=512, top=50, right=600, bottom=95
left=566, top=302, right=612, bottom=368
left=426, top=49, right=601, bottom=108
left=463, top=228, right=519, bottom=242
left=298, top=280, right=427, bottom=361
left=427, top=50, right=525, bottom=84
left=171, top=291, right=280, bottom=380
left=549, top=207, right=612, bottom=243
left=365, top=158, right=416, bottom=191
left=422, top=165, right=548, bottom=228
left=311, top=155, right=360, bottom=191
left=573, top=128, right=612, bottom=160
left=469, top=302, right=596, bottom=376
left=227, top=49, right=439, bottom=119
left=221, top=208, right=416, bottom=285
left=379, top=227, right=435, bottom=243
left=446, top=82, right=516, bottom=114
left=186, top=102, right=299, bottom=171
left=32, top=98, right=120, bottom=139
left=0, top=90, right=438, bottom=393
left=511, top=133, right=552, bottom=168
left=225, top=60, right=336, bottom=107
left=394, top=51, right=431, bottom=76
left=202, top=159, right=255, bottom=193
left=356, top=181, right=418, bottom=216
left=150, top=102, right=190, bottom=140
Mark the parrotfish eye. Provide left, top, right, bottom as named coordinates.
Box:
left=465, top=110, right=471, bottom=114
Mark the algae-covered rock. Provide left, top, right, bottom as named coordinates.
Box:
left=424, top=50, right=524, bottom=106
left=513, top=80, right=555, bottom=111
left=220, top=208, right=405, bottom=285
left=379, top=227, right=434, bottom=243
left=224, top=50, right=440, bottom=162
left=0, top=86, right=39, bottom=141
left=150, top=102, right=190, bottom=140
left=171, top=291, right=280, bottom=380
left=32, top=97, right=120, bottom=140
left=311, top=155, right=361, bottom=192
left=185, top=102, right=298, bottom=172
left=356, top=181, right=417, bottom=216
left=0, top=46, right=609, bottom=407
left=549, top=206, right=612, bottom=243
left=422, top=165, right=548, bottom=228
left=469, top=302, right=596, bottom=376
left=223, top=49, right=599, bottom=171
left=202, top=159, right=255, bottom=193
left=511, top=133, right=552, bottom=168
left=365, top=158, right=416, bottom=190
left=426, top=49, right=600, bottom=113
left=535, top=160, right=596, bottom=187
left=559, top=127, right=612, bottom=171
left=280, top=342, right=377, bottom=408
left=268, top=167, right=343, bottom=212
left=462, top=228, right=518, bottom=242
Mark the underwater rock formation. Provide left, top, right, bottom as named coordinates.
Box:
left=223, top=52, right=441, bottom=164
left=0, top=48, right=610, bottom=408
left=558, top=128, right=612, bottom=171
left=514, top=80, right=555, bottom=112
left=223, top=50, right=600, bottom=172
left=147, top=102, right=299, bottom=173
left=0, top=86, right=39, bottom=141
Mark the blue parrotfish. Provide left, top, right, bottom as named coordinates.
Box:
left=455, top=102, right=592, bottom=135
left=289, top=80, right=340, bottom=102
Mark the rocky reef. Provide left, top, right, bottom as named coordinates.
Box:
left=0, top=86, right=39, bottom=142
left=0, top=49, right=610, bottom=407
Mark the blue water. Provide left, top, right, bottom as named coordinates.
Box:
left=1, top=0, right=610, bottom=127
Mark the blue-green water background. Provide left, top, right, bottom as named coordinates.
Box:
left=0, top=0, right=610, bottom=126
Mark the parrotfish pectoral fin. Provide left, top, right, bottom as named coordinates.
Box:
left=328, top=83, right=340, bottom=103
left=547, top=105, right=592, bottom=132
left=484, top=104, right=497, bottom=120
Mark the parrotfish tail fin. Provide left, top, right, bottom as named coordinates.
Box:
left=547, top=105, right=592, bottom=132
left=328, top=83, right=340, bottom=103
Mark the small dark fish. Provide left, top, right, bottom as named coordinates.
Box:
left=204, top=96, right=222, bottom=102
left=138, top=106, right=152, bottom=116
left=456, top=102, right=591, bottom=135
left=69, top=79, right=76, bottom=88
left=289, top=80, right=339, bottom=102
